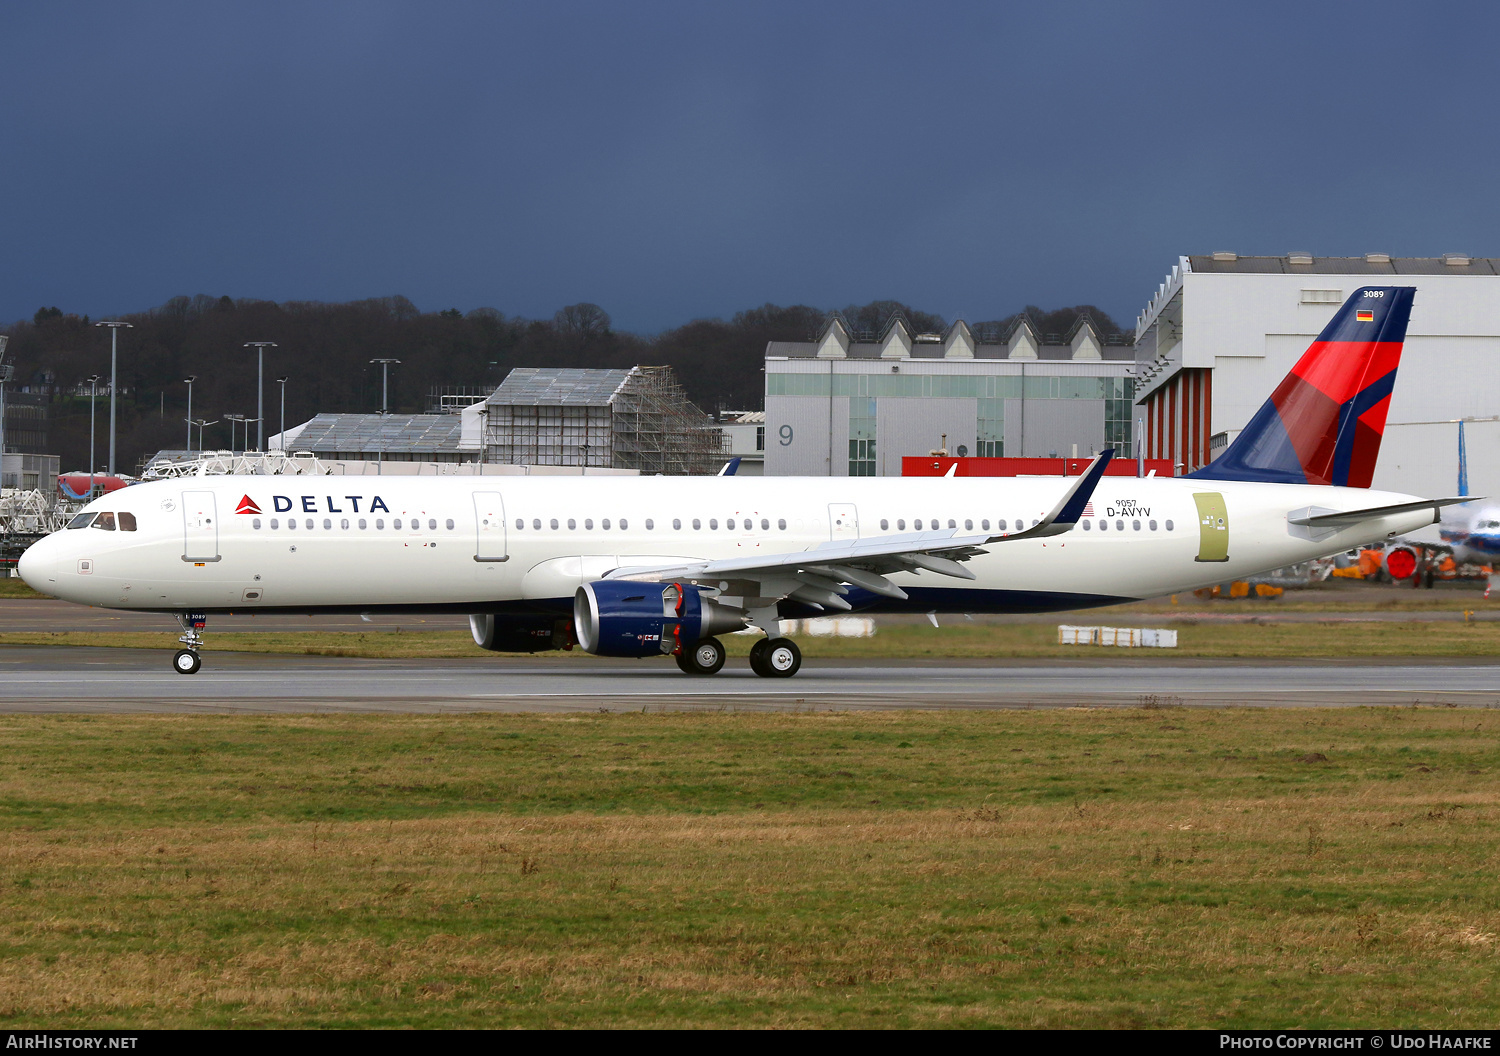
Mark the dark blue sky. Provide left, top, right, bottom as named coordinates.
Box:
left=3, top=1, right=1495, bottom=333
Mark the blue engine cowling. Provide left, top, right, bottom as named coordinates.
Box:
left=574, top=580, right=745, bottom=658
left=469, top=614, right=572, bottom=652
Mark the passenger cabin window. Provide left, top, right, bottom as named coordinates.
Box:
left=515, top=518, right=523, bottom=530
left=584, top=519, right=594, bottom=530
left=341, top=518, right=350, bottom=529
left=270, top=518, right=280, bottom=529
left=532, top=518, right=541, bottom=530
left=1165, top=519, right=1174, bottom=531
left=324, top=518, right=332, bottom=530
left=359, top=518, right=368, bottom=529
left=306, top=519, right=314, bottom=530
left=376, top=518, right=385, bottom=529
left=778, top=519, right=787, bottom=530
left=568, top=518, right=576, bottom=530
left=1149, top=519, right=1158, bottom=531
left=880, top=519, right=889, bottom=530
left=550, top=518, right=559, bottom=530
left=602, top=518, right=611, bottom=530
left=447, top=519, right=455, bottom=530
left=897, top=519, right=906, bottom=530
left=1082, top=520, right=1091, bottom=530
left=692, top=518, right=701, bottom=530
left=673, top=519, right=682, bottom=530
left=253, top=518, right=262, bottom=529
left=645, top=519, right=654, bottom=530
left=981, top=519, right=990, bottom=530
left=620, top=518, right=628, bottom=530
left=709, top=518, right=718, bottom=530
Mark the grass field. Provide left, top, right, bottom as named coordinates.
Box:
left=1, top=708, right=1497, bottom=1028
left=2, top=617, right=1499, bottom=660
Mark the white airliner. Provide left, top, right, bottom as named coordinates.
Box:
left=17, top=287, right=1466, bottom=678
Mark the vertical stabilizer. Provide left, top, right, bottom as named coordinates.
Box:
left=1190, top=286, right=1415, bottom=487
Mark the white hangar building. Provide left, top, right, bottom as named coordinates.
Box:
left=1134, top=253, right=1500, bottom=498
left=764, top=314, right=1135, bottom=476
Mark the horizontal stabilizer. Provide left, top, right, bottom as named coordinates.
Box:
left=1288, top=496, right=1471, bottom=529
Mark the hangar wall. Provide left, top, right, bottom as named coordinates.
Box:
left=1135, top=255, right=1500, bottom=498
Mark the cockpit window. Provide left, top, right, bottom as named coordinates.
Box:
left=91, top=512, right=117, bottom=531
left=118, top=512, right=137, bottom=532
left=67, top=513, right=96, bottom=529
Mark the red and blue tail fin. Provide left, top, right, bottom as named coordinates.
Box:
left=1189, top=286, right=1415, bottom=487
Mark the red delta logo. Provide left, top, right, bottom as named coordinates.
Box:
left=236, top=495, right=262, bottom=515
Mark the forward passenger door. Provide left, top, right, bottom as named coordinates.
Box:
left=182, top=490, right=220, bottom=563
left=473, top=492, right=508, bottom=562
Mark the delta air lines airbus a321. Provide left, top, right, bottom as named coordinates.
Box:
left=19, top=287, right=1466, bottom=678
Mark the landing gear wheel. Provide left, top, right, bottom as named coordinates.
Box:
left=172, top=649, right=202, bottom=675
left=749, top=637, right=772, bottom=677
left=676, top=637, right=726, bottom=675
left=760, top=637, right=801, bottom=678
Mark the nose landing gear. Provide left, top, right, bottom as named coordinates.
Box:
left=173, top=612, right=207, bottom=675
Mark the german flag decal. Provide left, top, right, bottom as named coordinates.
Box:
left=1356, top=309, right=1375, bottom=322
left=236, top=495, right=262, bottom=515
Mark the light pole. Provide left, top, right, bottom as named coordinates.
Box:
left=87, top=375, right=101, bottom=497
left=0, top=335, right=11, bottom=475
left=243, top=343, right=275, bottom=451
left=94, top=321, right=132, bottom=476
left=369, top=358, right=400, bottom=414
left=225, top=414, right=247, bottom=455
left=275, top=376, right=289, bottom=452
left=191, top=418, right=218, bottom=453
left=183, top=376, right=197, bottom=453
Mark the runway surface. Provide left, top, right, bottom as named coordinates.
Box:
left=0, top=645, right=1496, bottom=712
left=2, top=598, right=1499, bottom=633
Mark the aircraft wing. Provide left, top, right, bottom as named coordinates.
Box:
left=604, top=450, right=1114, bottom=610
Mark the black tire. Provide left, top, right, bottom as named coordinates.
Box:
left=675, top=651, right=697, bottom=674
left=172, top=649, right=202, bottom=675
left=679, top=637, right=726, bottom=675
left=762, top=637, right=801, bottom=678
left=749, top=637, right=772, bottom=677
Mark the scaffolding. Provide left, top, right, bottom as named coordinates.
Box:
left=610, top=366, right=728, bottom=476
left=483, top=366, right=726, bottom=474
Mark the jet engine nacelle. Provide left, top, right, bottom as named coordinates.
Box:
left=1383, top=543, right=1419, bottom=581
left=469, top=614, right=572, bottom=653
left=573, top=580, right=746, bottom=658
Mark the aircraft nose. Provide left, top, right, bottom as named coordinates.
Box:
left=17, top=534, right=57, bottom=590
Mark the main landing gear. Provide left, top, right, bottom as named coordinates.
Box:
left=173, top=612, right=206, bottom=675
left=675, top=636, right=727, bottom=675
left=750, top=637, right=801, bottom=678
left=675, top=636, right=802, bottom=678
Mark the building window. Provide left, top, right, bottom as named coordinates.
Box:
left=1104, top=376, right=1136, bottom=459
left=977, top=397, right=1004, bottom=458
left=756, top=425, right=765, bottom=451
left=849, top=398, right=876, bottom=476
